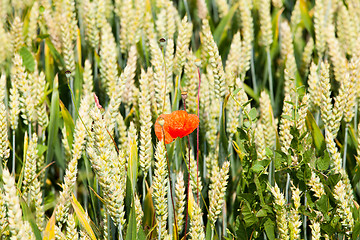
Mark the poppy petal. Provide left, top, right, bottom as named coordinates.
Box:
left=155, top=115, right=174, bottom=144
left=166, top=110, right=188, bottom=138
left=179, top=114, right=199, bottom=138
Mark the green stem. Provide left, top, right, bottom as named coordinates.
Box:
left=28, top=123, right=31, bottom=141
left=303, top=190, right=307, bottom=240
left=355, top=102, right=358, bottom=134
left=285, top=173, right=290, bottom=203
left=343, top=123, right=349, bottom=170
left=266, top=48, right=274, bottom=107
left=250, top=47, right=257, bottom=94
left=12, top=130, right=15, bottom=174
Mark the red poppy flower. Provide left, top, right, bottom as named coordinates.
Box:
left=155, top=110, right=200, bottom=144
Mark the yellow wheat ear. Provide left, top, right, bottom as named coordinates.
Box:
left=187, top=186, right=195, bottom=220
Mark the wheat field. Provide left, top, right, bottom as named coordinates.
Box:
left=0, top=0, right=359, bottom=239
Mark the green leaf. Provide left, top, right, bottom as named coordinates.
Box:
left=274, top=151, right=286, bottom=169
left=45, top=39, right=65, bottom=67
left=256, top=208, right=267, bottom=218
left=71, top=194, right=97, bottom=240
left=59, top=101, right=74, bottom=151
left=251, top=162, right=264, bottom=173
left=45, top=75, right=61, bottom=174
left=322, top=223, right=335, bottom=235
left=143, top=187, right=155, bottom=230
left=37, top=34, right=50, bottom=39
left=248, top=108, right=257, bottom=121
left=126, top=204, right=137, bottom=240
left=353, top=222, right=360, bottom=239
left=264, top=219, right=275, bottom=240
left=327, top=174, right=341, bottom=188
left=213, top=2, right=240, bottom=44
left=305, top=110, right=325, bottom=154
left=19, top=47, right=35, bottom=72
left=43, top=211, right=55, bottom=240
left=137, top=226, right=146, bottom=240
left=127, top=138, right=138, bottom=194
left=300, top=0, right=314, bottom=37
left=20, top=200, right=42, bottom=240
left=316, top=152, right=330, bottom=171
left=36, top=144, right=47, bottom=156
left=205, top=221, right=212, bottom=240
left=241, top=202, right=258, bottom=227
left=315, top=195, right=329, bottom=214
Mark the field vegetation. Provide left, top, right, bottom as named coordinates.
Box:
left=0, top=0, right=359, bottom=239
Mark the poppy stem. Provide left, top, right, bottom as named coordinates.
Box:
left=182, top=98, right=191, bottom=240
left=196, top=67, right=201, bottom=205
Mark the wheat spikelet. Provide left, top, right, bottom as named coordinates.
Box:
left=314, top=0, right=325, bottom=58
left=208, top=161, right=230, bottom=227
left=325, top=129, right=342, bottom=173
left=32, top=176, right=45, bottom=231
left=40, top=1, right=62, bottom=52
left=326, top=23, right=347, bottom=83
left=297, top=94, right=309, bottom=135
left=197, top=0, right=208, bottom=19
left=175, top=171, right=186, bottom=233
left=11, top=16, right=24, bottom=53
left=100, top=22, right=118, bottom=97
left=95, top=0, right=107, bottom=32
left=290, top=0, right=300, bottom=30
left=238, top=0, right=253, bottom=79
left=184, top=51, right=198, bottom=114
left=289, top=185, right=302, bottom=239
left=301, top=38, right=314, bottom=75
left=308, top=170, right=326, bottom=199
left=336, top=2, right=356, bottom=56
left=344, top=58, right=358, bottom=123
left=225, top=31, right=242, bottom=79
left=190, top=202, right=205, bottom=239
left=174, top=16, right=193, bottom=76
left=9, top=79, right=20, bottom=131
left=3, top=168, right=34, bottom=239
left=0, top=190, right=9, bottom=237
left=122, top=45, right=138, bottom=106
left=279, top=93, right=293, bottom=155
left=333, top=180, right=354, bottom=235
left=27, top=2, right=39, bottom=48
left=272, top=0, right=283, bottom=8
left=82, top=0, right=99, bottom=49
left=56, top=95, right=92, bottom=227
left=0, top=101, right=10, bottom=162
left=310, top=220, right=321, bottom=240
left=307, top=62, right=321, bottom=109
left=319, top=62, right=332, bottom=128
left=270, top=183, right=289, bottom=240
left=215, top=0, right=229, bottom=18
left=134, top=193, right=144, bottom=232
left=87, top=106, right=127, bottom=228
left=152, top=141, right=168, bottom=238
left=22, top=133, right=38, bottom=201
left=139, top=69, right=153, bottom=176
left=66, top=213, right=78, bottom=240
left=259, top=91, right=276, bottom=148
left=0, top=0, right=9, bottom=21
left=202, top=19, right=226, bottom=100
left=83, top=60, right=94, bottom=97
left=259, top=0, right=273, bottom=48
left=150, top=38, right=170, bottom=115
